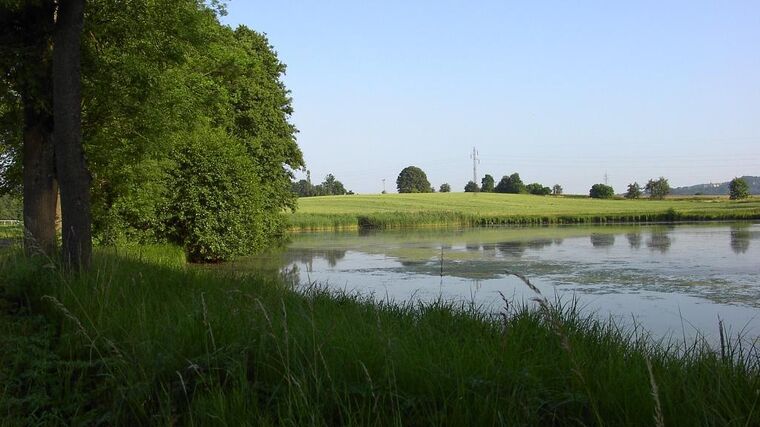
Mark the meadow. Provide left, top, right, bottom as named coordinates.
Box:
left=290, top=193, right=760, bottom=230
left=2, top=245, right=760, bottom=425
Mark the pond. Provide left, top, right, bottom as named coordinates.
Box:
left=231, top=222, right=760, bottom=343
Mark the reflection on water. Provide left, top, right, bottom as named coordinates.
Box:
left=232, top=222, right=760, bottom=342
left=590, top=233, right=615, bottom=248
left=626, top=232, right=642, bottom=249
left=646, top=227, right=673, bottom=253
left=730, top=225, right=752, bottom=254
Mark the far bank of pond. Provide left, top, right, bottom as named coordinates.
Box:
left=289, top=193, right=760, bottom=231
left=233, top=222, right=760, bottom=343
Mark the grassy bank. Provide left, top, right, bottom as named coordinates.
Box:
left=1, top=246, right=760, bottom=425
left=290, top=193, right=760, bottom=230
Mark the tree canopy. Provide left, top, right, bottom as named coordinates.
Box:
left=495, top=173, right=525, bottom=194
left=625, top=183, right=642, bottom=199
left=464, top=181, right=480, bottom=192
left=645, top=177, right=670, bottom=200
left=396, top=166, right=431, bottom=193
left=0, top=0, right=304, bottom=262
left=589, top=184, right=615, bottom=199
left=481, top=174, right=494, bottom=192
left=729, top=177, right=750, bottom=200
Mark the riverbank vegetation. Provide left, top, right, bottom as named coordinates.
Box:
left=290, top=193, right=760, bottom=231
left=1, top=246, right=759, bottom=425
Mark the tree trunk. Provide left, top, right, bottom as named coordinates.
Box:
left=53, top=0, right=91, bottom=270
left=22, top=108, right=57, bottom=256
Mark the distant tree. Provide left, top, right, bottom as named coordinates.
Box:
left=645, top=177, right=670, bottom=200
left=439, top=183, right=451, bottom=193
left=464, top=181, right=480, bottom=192
left=589, top=183, right=615, bottom=199
left=525, top=183, right=551, bottom=195
left=291, top=179, right=314, bottom=197
left=625, top=182, right=642, bottom=199
left=552, top=184, right=563, bottom=196
left=481, top=174, right=495, bottom=192
left=495, top=173, right=525, bottom=194
left=321, top=174, right=347, bottom=195
left=396, top=166, right=431, bottom=193
left=729, top=177, right=750, bottom=200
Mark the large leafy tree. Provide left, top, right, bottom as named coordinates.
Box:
left=1, top=0, right=304, bottom=261
left=645, top=177, right=670, bottom=200
left=481, top=174, right=494, bottom=192
left=589, top=183, right=615, bottom=199
left=396, top=166, right=431, bottom=193
left=729, top=177, right=749, bottom=200
left=495, top=173, right=525, bottom=194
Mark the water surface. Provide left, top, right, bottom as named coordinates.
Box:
left=232, top=222, right=760, bottom=343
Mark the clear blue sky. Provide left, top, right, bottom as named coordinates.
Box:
left=222, top=1, right=760, bottom=194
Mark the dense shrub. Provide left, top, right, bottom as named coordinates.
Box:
left=589, top=183, right=615, bottom=199
left=464, top=181, right=480, bottom=192
left=481, top=174, right=495, bottom=192
left=525, top=183, right=551, bottom=195
left=495, top=173, right=525, bottom=194
left=163, top=126, right=265, bottom=262
left=439, top=183, right=451, bottom=192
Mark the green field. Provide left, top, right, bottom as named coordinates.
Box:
left=290, top=193, right=760, bottom=230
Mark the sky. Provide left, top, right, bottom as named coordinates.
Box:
left=222, top=1, right=760, bottom=194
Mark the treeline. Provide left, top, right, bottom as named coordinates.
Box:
left=464, top=173, right=560, bottom=196
left=1, top=1, right=302, bottom=261
left=292, top=172, right=353, bottom=197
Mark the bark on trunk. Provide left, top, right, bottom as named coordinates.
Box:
left=53, top=0, right=91, bottom=270
left=22, top=108, right=57, bottom=256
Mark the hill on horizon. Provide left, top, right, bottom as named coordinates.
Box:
left=671, top=176, right=760, bottom=195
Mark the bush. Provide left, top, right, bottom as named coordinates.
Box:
left=464, top=181, right=480, bottom=192
left=396, top=166, right=432, bottom=193
left=525, top=183, right=551, bottom=195
left=439, top=183, right=451, bottom=193
left=589, top=183, right=614, bottom=199
left=495, top=173, right=525, bottom=194
left=163, top=126, right=266, bottom=262
left=729, top=177, right=750, bottom=200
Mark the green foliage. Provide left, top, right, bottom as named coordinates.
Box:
left=525, top=182, right=551, bottom=195
left=729, top=177, right=750, bottom=200
left=0, top=194, right=21, bottom=220
left=481, top=174, right=494, bottom=192
left=552, top=184, right=563, bottom=196
left=1, top=1, right=303, bottom=261
left=439, top=183, right=451, bottom=192
left=495, top=173, right=525, bottom=194
left=464, top=181, right=480, bottom=192
left=396, top=166, right=431, bottom=193
left=163, top=125, right=265, bottom=262
left=646, top=177, right=670, bottom=200
left=625, top=182, right=642, bottom=199
left=589, top=183, right=615, bottom=199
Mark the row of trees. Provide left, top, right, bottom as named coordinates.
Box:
left=465, top=173, right=559, bottom=196
left=292, top=172, right=352, bottom=197
left=1, top=1, right=303, bottom=263
left=393, top=166, right=752, bottom=201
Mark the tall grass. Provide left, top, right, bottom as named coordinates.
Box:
left=2, top=246, right=760, bottom=425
